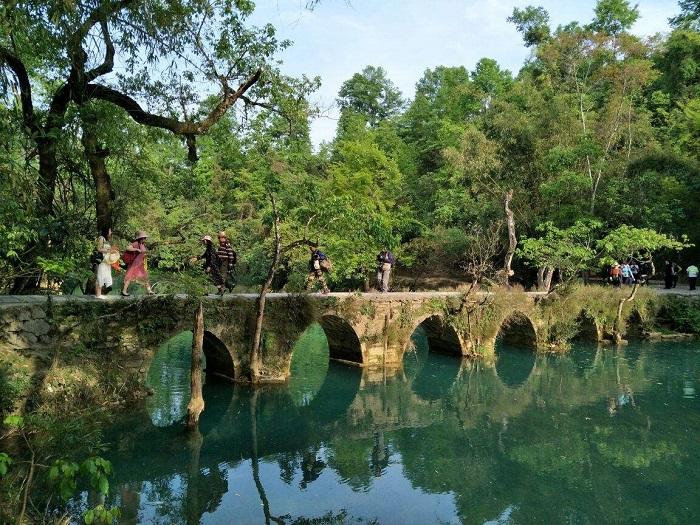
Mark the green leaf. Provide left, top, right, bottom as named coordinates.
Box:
left=3, top=415, right=24, bottom=428
left=98, top=476, right=109, bottom=495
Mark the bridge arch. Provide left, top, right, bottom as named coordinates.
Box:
left=406, top=314, right=465, bottom=356
left=574, top=312, right=601, bottom=342
left=318, top=314, right=364, bottom=365
left=496, top=312, right=538, bottom=349
left=202, top=330, right=236, bottom=381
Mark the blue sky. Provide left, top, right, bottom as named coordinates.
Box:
left=250, top=0, right=681, bottom=146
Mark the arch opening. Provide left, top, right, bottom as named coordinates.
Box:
left=497, top=313, right=537, bottom=349
left=407, top=326, right=462, bottom=400
left=202, top=330, right=235, bottom=382
left=574, top=312, right=600, bottom=342
left=146, top=330, right=235, bottom=427
left=625, top=311, right=645, bottom=340
left=146, top=330, right=203, bottom=426
left=413, top=315, right=463, bottom=356
left=318, top=315, right=364, bottom=365
left=495, top=314, right=537, bottom=388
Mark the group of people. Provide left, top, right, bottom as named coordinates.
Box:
left=93, top=229, right=398, bottom=298
left=92, top=229, right=154, bottom=298
left=608, top=261, right=645, bottom=287
left=607, top=260, right=699, bottom=290
left=194, top=232, right=237, bottom=295
left=303, top=246, right=395, bottom=294
left=664, top=261, right=698, bottom=290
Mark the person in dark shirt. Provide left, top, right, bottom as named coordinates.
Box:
left=664, top=260, right=673, bottom=289
left=217, top=231, right=237, bottom=293
left=305, top=246, right=330, bottom=294
left=376, top=249, right=395, bottom=293
left=198, top=235, right=223, bottom=294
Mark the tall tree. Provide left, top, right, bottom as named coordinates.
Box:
left=337, top=65, right=404, bottom=127
left=0, top=0, right=312, bottom=289
left=508, top=6, right=551, bottom=47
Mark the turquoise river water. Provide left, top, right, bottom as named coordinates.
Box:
left=83, top=327, right=700, bottom=524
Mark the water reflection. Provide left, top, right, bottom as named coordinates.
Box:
left=146, top=331, right=200, bottom=427
left=494, top=344, right=535, bottom=388
left=93, top=338, right=700, bottom=524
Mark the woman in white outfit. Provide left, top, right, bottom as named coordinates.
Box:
left=95, top=229, right=114, bottom=299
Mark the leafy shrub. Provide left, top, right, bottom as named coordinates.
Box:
left=657, top=296, right=700, bottom=333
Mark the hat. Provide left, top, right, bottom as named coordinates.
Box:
left=201, top=235, right=212, bottom=242
left=104, top=251, right=120, bottom=264
left=218, top=231, right=227, bottom=238
left=134, top=230, right=148, bottom=240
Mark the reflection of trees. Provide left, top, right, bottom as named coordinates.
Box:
left=103, top=341, right=700, bottom=524
left=146, top=331, right=201, bottom=427
left=326, top=438, right=374, bottom=492
left=394, top=344, right=700, bottom=524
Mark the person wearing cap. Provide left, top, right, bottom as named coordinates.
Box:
left=217, top=231, right=237, bottom=293
left=305, top=245, right=330, bottom=294
left=197, top=235, right=224, bottom=294
left=95, top=228, right=118, bottom=299
left=121, top=230, right=154, bottom=296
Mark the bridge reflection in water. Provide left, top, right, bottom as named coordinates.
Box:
left=101, top=327, right=700, bottom=525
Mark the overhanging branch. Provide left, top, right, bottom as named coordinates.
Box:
left=85, top=68, right=262, bottom=137
left=0, top=47, right=38, bottom=134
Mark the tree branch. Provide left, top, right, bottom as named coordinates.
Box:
left=0, top=47, right=38, bottom=134
left=85, top=19, right=116, bottom=82
left=85, top=69, right=261, bottom=136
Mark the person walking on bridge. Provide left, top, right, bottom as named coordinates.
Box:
left=94, top=228, right=118, bottom=299
left=196, top=235, right=224, bottom=294
left=376, top=248, right=395, bottom=293
left=687, top=264, right=698, bottom=291
left=305, top=245, right=330, bottom=294
left=121, top=231, right=154, bottom=296
left=217, top=231, right=237, bottom=293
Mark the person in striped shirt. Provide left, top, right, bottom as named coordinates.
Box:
left=217, top=231, right=237, bottom=294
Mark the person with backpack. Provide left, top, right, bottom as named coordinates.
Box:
left=376, top=248, right=395, bottom=293
left=305, top=245, right=330, bottom=294
left=197, top=235, right=224, bottom=294
left=217, top=231, right=237, bottom=293
left=121, top=230, right=154, bottom=296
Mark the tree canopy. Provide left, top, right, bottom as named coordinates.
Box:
left=1, top=0, right=698, bottom=294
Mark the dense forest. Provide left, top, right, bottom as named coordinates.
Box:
left=2, top=0, right=699, bottom=294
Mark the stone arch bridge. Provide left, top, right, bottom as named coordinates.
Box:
left=0, top=290, right=612, bottom=399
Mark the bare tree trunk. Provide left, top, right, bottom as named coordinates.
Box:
left=537, top=267, right=545, bottom=290
left=250, top=193, right=282, bottom=383
left=536, top=266, right=556, bottom=292
left=186, top=303, right=205, bottom=431
left=81, top=116, right=114, bottom=236
left=614, top=283, right=639, bottom=344
left=503, top=189, right=516, bottom=285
